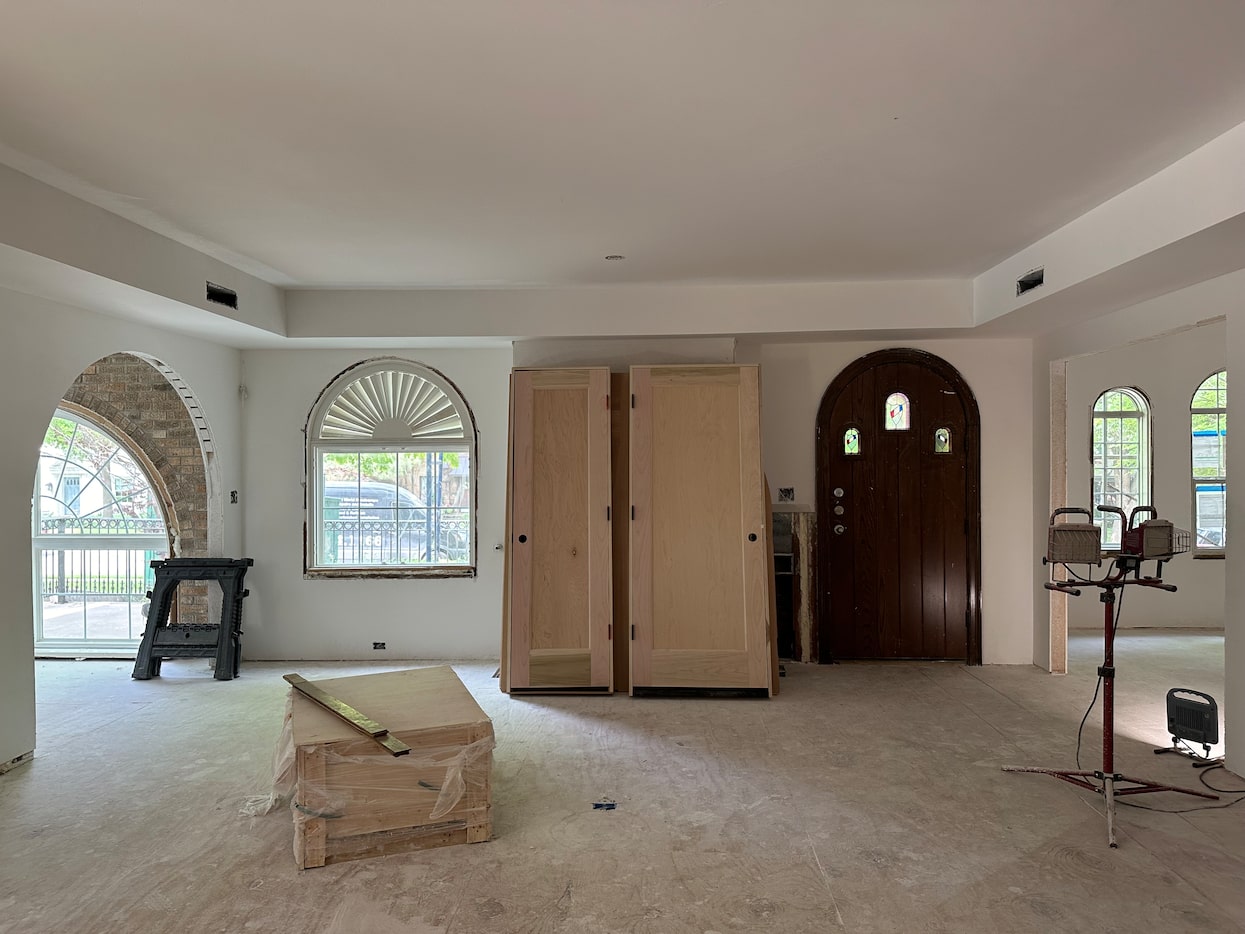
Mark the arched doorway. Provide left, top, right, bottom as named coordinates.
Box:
left=31, top=352, right=219, bottom=657
left=815, top=348, right=982, bottom=663
left=33, top=407, right=172, bottom=655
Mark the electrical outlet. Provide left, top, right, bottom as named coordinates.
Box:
left=372, top=641, right=386, bottom=650
left=778, top=487, right=795, bottom=502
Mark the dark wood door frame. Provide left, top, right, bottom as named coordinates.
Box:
left=814, top=348, right=983, bottom=665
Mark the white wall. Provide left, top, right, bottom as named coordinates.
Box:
left=513, top=336, right=737, bottom=370
left=238, top=347, right=512, bottom=660
left=752, top=337, right=1035, bottom=665
left=1225, top=308, right=1245, bottom=774
left=0, top=287, right=243, bottom=767
left=1064, top=322, right=1226, bottom=628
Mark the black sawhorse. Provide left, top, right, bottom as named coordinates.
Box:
left=132, top=558, right=253, bottom=681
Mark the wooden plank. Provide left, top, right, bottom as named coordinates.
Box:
left=920, top=366, right=950, bottom=658
left=528, top=649, right=593, bottom=686
left=588, top=367, right=614, bottom=689
left=738, top=367, right=772, bottom=694
left=289, top=667, right=489, bottom=746
left=530, top=381, right=590, bottom=661
left=765, top=479, right=780, bottom=695
left=650, top=649, right=751, bottom=686
left=295, top=745, right=328, bottom=869
left=284, top=673, right=411, bottom=756
left=610, top=372, right=630, bottom=693
left=500, top=373, right=515, bottom=693
left=509, top=370, right=536, bottom=689
left=876, top=363, right=901, bottom=657
left=651, top=373, right=744, bottom=652
left=896, top=364, right=924, bottom=657
left=629, top=366, right=654, bottom=691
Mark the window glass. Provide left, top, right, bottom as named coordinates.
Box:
left=934, top=427, right=952, bottom=454
left=1091, top=387, right=1150, bottom=548
left=843, top=427, right=860, bottom=455
left=884, top=393, right=909, bottom=431
left=308, top=361, right=475, bottom=573
left=1191, top=370, right=1226, bottom=551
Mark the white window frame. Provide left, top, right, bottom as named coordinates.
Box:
left=305, top=358, right=477, bottom=578
left=33, top=407, right=171, bottom=655
left=1090, top=386, right=1151, bottom=551
left=1191, top=369, right=1226, bottom=556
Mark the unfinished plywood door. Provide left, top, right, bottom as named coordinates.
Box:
left=630, top=365, right=770, bottom=695
left=508, top=368, right=612, bottom=692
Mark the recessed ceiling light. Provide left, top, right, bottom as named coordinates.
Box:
left=604, top=254, right=625, bottom=261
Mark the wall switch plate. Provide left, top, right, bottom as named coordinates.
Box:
left=778, top=487, right=795, bottom=502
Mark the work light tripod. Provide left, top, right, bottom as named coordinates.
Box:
left=1004, top=557, right=1217, bottom=848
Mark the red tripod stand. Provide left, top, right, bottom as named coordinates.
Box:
left=1004, top=560, right=1217, bottom=847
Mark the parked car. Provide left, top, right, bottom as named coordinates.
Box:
left=322, top=481, right=468, bottom=564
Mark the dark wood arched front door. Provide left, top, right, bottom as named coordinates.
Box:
left=815, top=349, right=981, bottom=663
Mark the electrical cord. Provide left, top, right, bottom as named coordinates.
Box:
left=1112, top=764, right=1245, bottom=813
left=1060, top=563, right=1094, bottom=584
left=1075, top=585, right=1124, bottom=770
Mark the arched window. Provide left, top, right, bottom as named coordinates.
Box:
left=884, top=392, right=910, bottom=431
left=843, top=427, right=861, bottom=455
left=1191, top=370, right=1226, bottom=553
left=33, top=408, right=170, bottom=653
left=1091, top=387, right=1151, bottom=549
left=306, top=359, right=476, bottom=576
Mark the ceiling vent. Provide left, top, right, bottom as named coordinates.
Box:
left=1016, top=267, right=1045, bottom=297
left=206, top=281, right=238, bottom=309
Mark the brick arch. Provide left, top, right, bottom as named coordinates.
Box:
left=60, top=353, right=212, bottom=623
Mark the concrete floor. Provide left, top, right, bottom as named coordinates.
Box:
left=2, top=631, right=1243, bottom=933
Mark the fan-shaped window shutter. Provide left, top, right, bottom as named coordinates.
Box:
left=307, top=360, right=476, bottom=576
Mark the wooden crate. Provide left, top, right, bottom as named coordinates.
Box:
left=283, top=666, right=493, bottom=869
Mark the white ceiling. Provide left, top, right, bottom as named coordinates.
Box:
left=4, top=1, right=1245, bottom=288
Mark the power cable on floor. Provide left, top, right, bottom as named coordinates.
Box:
left=1113, top=764, right=1245, bottom=813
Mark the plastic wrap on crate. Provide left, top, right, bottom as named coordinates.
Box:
left=266, top=666, right=495, bottom=868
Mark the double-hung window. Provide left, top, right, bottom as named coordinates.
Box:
left=1091, top=387, right=1151, bottom=549
left=306, top=359, right=476, bottom=577
left=1191, top=370, right=1226, bottom=554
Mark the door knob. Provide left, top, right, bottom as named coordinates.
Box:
left=834, top=524, right=846, bottom=535
left=748, top=533, right=758, bottom=542
left=518, top=534, right=528, bottom=543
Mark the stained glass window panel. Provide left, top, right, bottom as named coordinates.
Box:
left=843, top=428, right=860, bottom=455
left=934, top=427, right=951, bottom=453
left=884, top=393, right=909, bottom=431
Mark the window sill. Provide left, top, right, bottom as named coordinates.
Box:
left=1192, top=552, right=1226, bottom=561
left=304, top=566, right=477, bottom=580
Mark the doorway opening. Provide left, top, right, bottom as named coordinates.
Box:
left=31, top=353, right=218, bottom=658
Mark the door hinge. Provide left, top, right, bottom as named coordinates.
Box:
left=606, top=393, right=610, bottom=409
left=631, top=505, right=635, bottom=520
left=631, top=624, right=635, bottom=640
left=608, top=624, right=612, bottom=640
left=606, top=505, right=611, bottom=521
left=631, top=393, right=635, bottom=408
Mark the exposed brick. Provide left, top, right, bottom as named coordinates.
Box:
left=64, top=353, right=211, bottom=624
